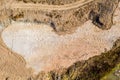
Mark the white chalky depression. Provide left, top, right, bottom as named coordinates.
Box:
left=1, top=4, right=120, bottom=73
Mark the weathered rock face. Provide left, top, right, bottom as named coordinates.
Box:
left=8, top=0, right=119, bottom=35
left=0, top=0, right=119, bottom=33
left=89, top=0, right=119, bottom=30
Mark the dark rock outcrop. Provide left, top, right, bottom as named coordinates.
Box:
left=89, top=0, right=119, bottom=30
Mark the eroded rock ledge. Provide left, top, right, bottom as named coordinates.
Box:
left=16, top=0, right=80, bottom=5
left=0, top=0, right=119, bottom=34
